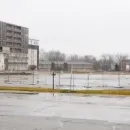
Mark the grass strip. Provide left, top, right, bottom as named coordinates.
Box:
left=0, top=86, right=130, bottom=95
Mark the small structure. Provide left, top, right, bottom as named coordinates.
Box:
left=39, top=61, right=93, bottom=72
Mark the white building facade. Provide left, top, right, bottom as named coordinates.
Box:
left=0, top=44, right=39, bottom=71
left=0, top=21, right=39, bottom=71
left=0, top=53, right=5, bottom=71
left=28, top=48, right=38, bottom=68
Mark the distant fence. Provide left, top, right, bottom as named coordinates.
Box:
left=3, top=72, right=130, bottom=89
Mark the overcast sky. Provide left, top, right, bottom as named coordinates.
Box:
left=0, top=0, right=130, bottom=56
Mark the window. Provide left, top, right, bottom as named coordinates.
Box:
left=0, top=46, right=2, bottom=52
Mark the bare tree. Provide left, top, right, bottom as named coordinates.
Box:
left=83, top=55, right=96, bottom=63
left=29, top=65, right=37, bottom=70
left=45, top=50, right=66, bottom=62
left=67, top=54, right=80, bottom=61
left=68, top=54, right=96, bottom=62
left=115, top=54, right=128, bottom=71
left=93, top=60, right=101, bottom=71
left=100, top=54, right=114, bottom=71
left=39, top=49, right=129, bottom=72
left=115, top=54, right=128, bottom=64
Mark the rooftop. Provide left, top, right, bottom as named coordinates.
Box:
left=0, top=21, right=28, bottom=29
left=40, top=61, right=92, bottom=65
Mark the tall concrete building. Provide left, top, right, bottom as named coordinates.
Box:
left=0, top=21, right=39, bottom=71
left=0, top=21, right=28, bottom=53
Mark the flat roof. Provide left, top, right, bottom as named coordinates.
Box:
left=0, top=21, right=28, bottom=29
left=40, top=61, right=92, bottom=65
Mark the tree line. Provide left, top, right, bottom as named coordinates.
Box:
left=40, top=49, right=129, bottom=71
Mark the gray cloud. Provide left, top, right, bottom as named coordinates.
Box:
left=0, top=0, right=130, bottom=56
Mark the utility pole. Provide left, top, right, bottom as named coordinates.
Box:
left=52, top=72, right=56, bottom=90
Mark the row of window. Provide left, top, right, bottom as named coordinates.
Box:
left=6, top=24, right=22, bottom=30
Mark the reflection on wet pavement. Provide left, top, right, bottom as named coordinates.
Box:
left=0, top=92, right=130, bottom=129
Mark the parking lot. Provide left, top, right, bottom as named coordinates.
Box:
left=0, top=92, right=130, bottom=130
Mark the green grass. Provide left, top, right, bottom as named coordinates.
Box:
left=0, top=86, right=130, bottom=95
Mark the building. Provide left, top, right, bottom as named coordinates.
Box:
left=0, top=21, right=28, bottom=53
left=39, top=61, right=93, bottom=72
left=121, top=59, right=130, bottom=71
left=0, top=21, right=39, bottom=71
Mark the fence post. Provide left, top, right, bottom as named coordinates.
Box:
left=118, top=71, right=120, bottom=87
